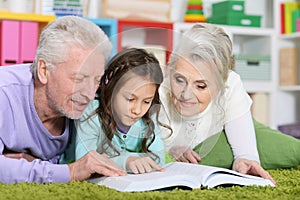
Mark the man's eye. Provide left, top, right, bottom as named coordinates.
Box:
left=74, top=78, right=84, bottom=83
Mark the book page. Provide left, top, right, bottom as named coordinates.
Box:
left=91, top=163, right=206, bottom=192
left=204, top=172, right=275, bottom=188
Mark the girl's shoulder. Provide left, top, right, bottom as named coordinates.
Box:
left=79, top=99, right=100, bottom=120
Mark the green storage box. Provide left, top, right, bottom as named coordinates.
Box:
left=292, top=10, right=300, bottom=32
left=212, top=0, right=245, bottom=18
left=234, top=54, right=270, bottom=81
left=208, top=14, right=261, bottom=27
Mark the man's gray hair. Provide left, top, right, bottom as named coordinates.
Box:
left=31, top=16, right=112, bottom=78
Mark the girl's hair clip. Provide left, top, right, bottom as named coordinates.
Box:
left=105, top=76, right=109, bottom=85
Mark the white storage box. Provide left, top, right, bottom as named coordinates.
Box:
left=234, top=54, right=270, bottom=80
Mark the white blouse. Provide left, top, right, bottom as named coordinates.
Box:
left=159, top=71, right=260, bottom=163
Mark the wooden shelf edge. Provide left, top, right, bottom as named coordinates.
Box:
left=0, top=11, right=55, bottom=23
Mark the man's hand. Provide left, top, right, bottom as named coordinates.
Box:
left=68, top=150, right=127, bottom=181
left=126, top=156, right=164, bottom=174
left=233, top=158, right=276, bottom=185
left=4, top=152, right=37, bottom=162
left=169, top=146, right=201, bottom=164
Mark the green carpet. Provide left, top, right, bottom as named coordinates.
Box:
left=1, top=166, right=300, bottom=200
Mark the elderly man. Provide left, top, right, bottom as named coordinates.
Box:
left=0, top=16, right=126, bottom=183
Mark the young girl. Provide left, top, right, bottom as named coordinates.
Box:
left=75, top=48, right=166, bottom=174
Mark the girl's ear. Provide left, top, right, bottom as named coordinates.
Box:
left=37, top=59, right=49, bottom=84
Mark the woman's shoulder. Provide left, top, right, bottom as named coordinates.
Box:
left=227, top=70, right=242, bottom=83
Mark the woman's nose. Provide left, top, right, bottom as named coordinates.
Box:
left=181, top=85, right=194, bottom=100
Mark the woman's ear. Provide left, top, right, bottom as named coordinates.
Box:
left=37, top=59, right=48, bottom=84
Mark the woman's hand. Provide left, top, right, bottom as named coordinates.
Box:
left=169, top=146, right=201, bottom=164
left=126, top=156, right=164, bottom=174
left=233, top=158, right=276, bottom=185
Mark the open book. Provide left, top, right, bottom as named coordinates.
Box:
left=88, top=162, right=275, bottom=192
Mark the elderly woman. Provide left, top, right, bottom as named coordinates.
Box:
left=159, top=23, right=275, bottom=184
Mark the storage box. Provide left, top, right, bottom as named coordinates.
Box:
left=292, top=9, right=300, bottom=32
left=278, top=123, right=300, bottom=139
left=208, top=14, right=261, bottom=27
left=212, top=0, right=245, bottom=18
left=234, top=54, right=270, bottom=80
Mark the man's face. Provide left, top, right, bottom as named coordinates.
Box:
left=46, top=48, right=105, bottom=119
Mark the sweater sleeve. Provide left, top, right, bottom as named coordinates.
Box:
left=225, top=111, right=260, bottom=163
left=0, top=88, right=70, bottom=183
left=0, top=155, right=70, bottom=183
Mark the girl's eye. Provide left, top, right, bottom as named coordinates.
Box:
left=127, top=98, right=135, bottom=102
left=144, top=100, right=152, bottom=104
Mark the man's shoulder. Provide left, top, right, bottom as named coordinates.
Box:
left=0, top=64, right=33, bottom=87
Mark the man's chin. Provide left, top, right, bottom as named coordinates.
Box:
left=66, top=111, right=84, bottom=119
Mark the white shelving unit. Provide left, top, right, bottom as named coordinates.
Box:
left=273, top=0, right=300, bottom=128
left=173, top=0, right=300, bottom=129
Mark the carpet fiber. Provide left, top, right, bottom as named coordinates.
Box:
left=1, top=166, right=300, bottom=200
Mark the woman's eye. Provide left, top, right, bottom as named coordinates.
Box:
left=175, top=76, right=185, bottom=84
left=196, top=83, right=207, bottom=89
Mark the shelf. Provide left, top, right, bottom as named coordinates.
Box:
left=279, top=32, right=300, bottom=40
left=117, top=20, right=173, bottom=62
left=243, top=80, right=274, bottom=93
left=0, top=11, right=55, bottom=23
left=279, top=86, right=300, bottom=91
left=174, top=22, right=274, bottom=36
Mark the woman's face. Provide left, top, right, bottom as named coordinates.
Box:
left=170, top=58, right=215, bottom=117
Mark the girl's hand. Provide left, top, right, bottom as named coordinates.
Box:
left=126, top=156, right=164, bottom=174
left=233, top=158, right=276, bottom=185
left=169, top=146, right=201, bottom=164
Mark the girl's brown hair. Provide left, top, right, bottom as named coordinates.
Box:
left=96, top=48, right=164, bottom=160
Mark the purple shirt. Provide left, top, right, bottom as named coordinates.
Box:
left=0, top=64, right=70, bottom=183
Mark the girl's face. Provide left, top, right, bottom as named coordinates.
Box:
left=112, top=75, right=157, bottom=128
left=170, top=58, right=215, bottom=117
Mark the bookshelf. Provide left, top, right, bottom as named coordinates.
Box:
left=275, top=0, right=300, bottom=129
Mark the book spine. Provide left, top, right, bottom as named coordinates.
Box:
left=280, top=3, right=285, bottom=34
left=284, top=2, right=300, bottom=34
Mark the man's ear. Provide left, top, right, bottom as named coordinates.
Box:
left=37, top=59, right=49, bottom=84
